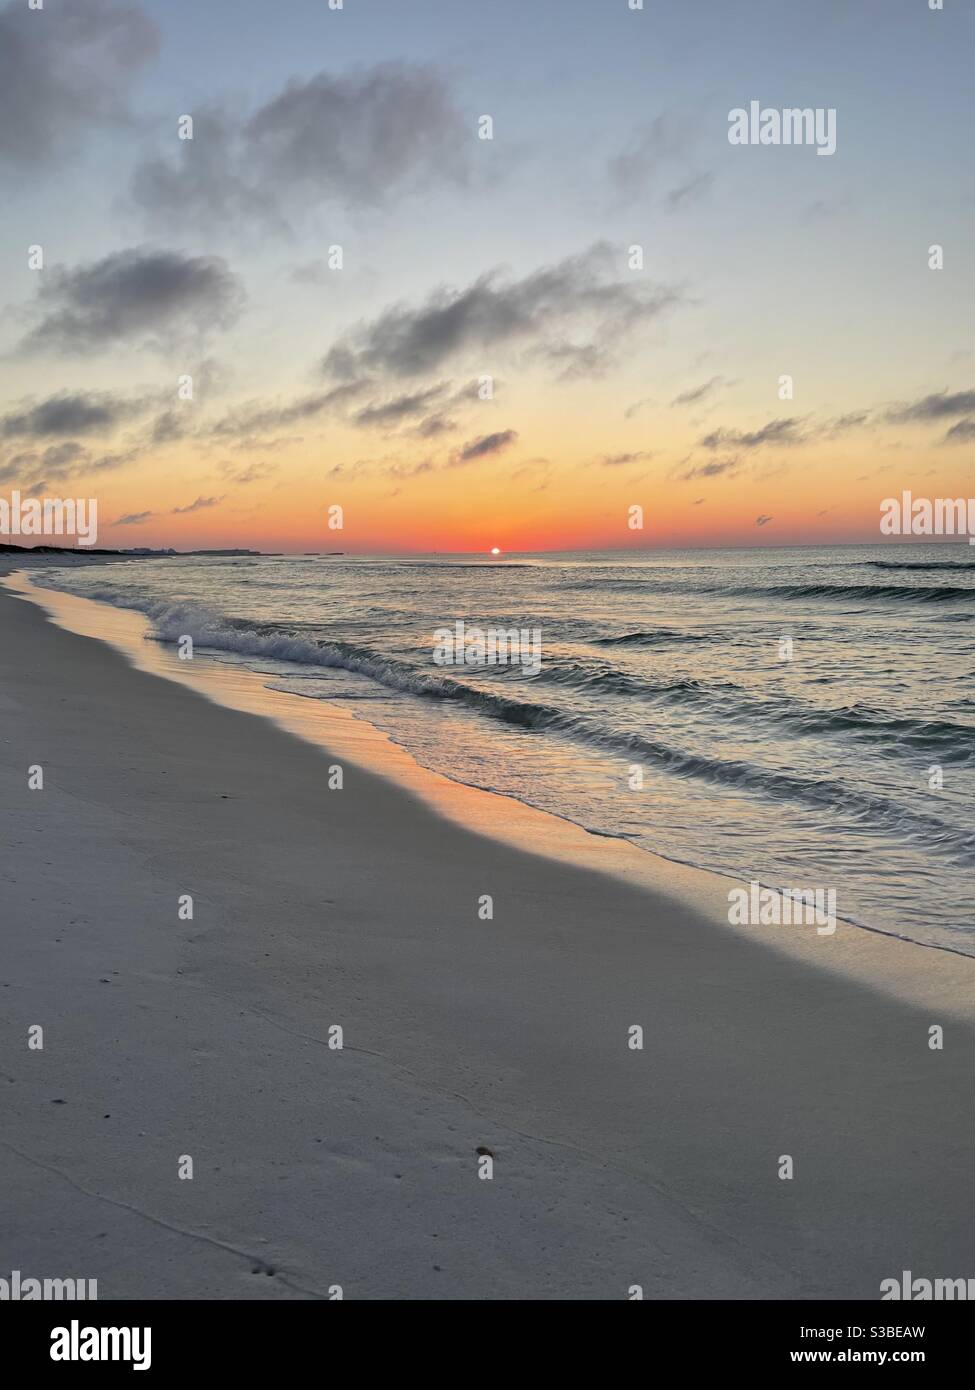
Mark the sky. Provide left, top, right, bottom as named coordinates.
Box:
left=1, top=0, right=973, bottom=553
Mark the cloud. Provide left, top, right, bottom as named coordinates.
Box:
left=756, top=515, right=773, bottom=526
left=18, top=248, right=244, bottom=355
left=675, top=457, right=741, bottom=481
left=886, top=390, right=975, bottom=422
left=382, top=458, right=435, bottom=480
left=672, top=376, right=723, bottom=408
left=415, top=414, right=456, bottom=438
left=609, top=114, right=689, bottom=197
left=208, top=381, right=366, bottom=441
left=0, top=0, right=159, bottom=173
left=455, top=430, right=518, bottom=462
left=352, top=385, right=446, bottom=429
left=218, top=461, right=278, bottom=485
left=0, top=440, right=92, bottom=488
left=944, top=418, right=975, bottom=443
left=288, top=260, right=331, bottom=286
left=131, top=63, right=469, bottom=233
left=0, top=390, right=149, bottom=439
left=600, top=450, right=652, bottom=467
left=111, top=497, right=221, bottom=522
left=131, top=108, right=276, bottom=234
left=170, top=495, right=223, bottom=514
left=509, top=457, right=551, bottom=482
left=667, top=172, right=714, bottom=209
left=700, top=418, right=803, bottom=450
left=824, top=411, right=870, bottom=434
left=322, top=243, right=680, bottom=382
left=531, top=340, right=616, bottom=381
left=624, top=396, right=654, bottom=419
left=150, top=411, right=185, bottom=444
left=0, top=442, right=137, bottom=494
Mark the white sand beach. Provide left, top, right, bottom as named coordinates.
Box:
left=2, top=568, right=974, bottom=1300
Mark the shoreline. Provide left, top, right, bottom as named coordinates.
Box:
left=2, top=568, right=974, bottom=1298
left=7, top=563, right=975, bottom=1019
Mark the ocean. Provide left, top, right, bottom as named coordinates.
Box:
left=32, top=544, right=975, bottom=953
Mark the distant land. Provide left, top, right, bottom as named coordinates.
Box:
left=0, top=544, right=267, bottom=557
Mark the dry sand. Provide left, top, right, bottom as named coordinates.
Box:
left=1, top=568, right=973, bottom=1299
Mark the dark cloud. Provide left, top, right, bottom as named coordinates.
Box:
left=249, top=64, right=468, bottom=201
left=0, top=0, right=159, bottom=172
left=824, top=411, right=870, bottom=434
left=0, top=457, right=29, bottom=485
left=0, top=437, right=140, bottom=490
left=756, top=515, right=773, bottom=527
left=90, top=450, right=137, bottom=474
left=944, top=418, right=975, bottom=444
left=667, top=172, right=714, bottom=209
left=456, top=430, right=518, bottom=462
left=218, top=461, right=278, bottom=485
left=131, top=63, right=469, bottom=232
left=675, top=457, right=741, bottom=481
left=113, top=510, right=154, bottom=526
left=0, top=442, right=76, bottom=486
left=31, top=440, right=86, bottom=476
left=150, top=411, right=185, bottom=444
left=381, top=458, right=435, bottom=480
left=131, top=109, right=274, bottom=236
left=672, top=376, right=723, bottom=407
left=322, top=244, right=679, bottom=382
left=601, top=450, right=652, bottom=467
left=532, top=341, right=613, bottom=381
left=415, top=414, right=456, bottom=439
left=700, top=418, right=803, bottom=451
left=19, top=248, right=244, bottom=355
left=1, top=390, right=147, bottom=439
left=209, top=382, right=366, bottom=441
left=352, top=385, right=446, bottom=429
left=886, top=390, right=975, bottom=423
left=170, top=495, right=222, bottom=514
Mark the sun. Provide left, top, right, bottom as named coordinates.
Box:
left=490, top=547, right=502, bottom=556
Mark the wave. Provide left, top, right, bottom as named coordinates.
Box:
left=398, top=683, right=974, bottom=861
left=757, top=582, right=974, bottom=603
left=35, top=575, right=975, bottom=771
left=564, top=577, right=975, bottom=603
left=32, top=576, right=973, bottom=860
left=865, top=559, right=975, bottom=572
left=532, top=660, right=975, bottom=761
left=592, top=629, right=710, bottom=646
left=382, top=561, right=540, bottom=570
